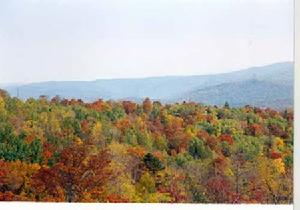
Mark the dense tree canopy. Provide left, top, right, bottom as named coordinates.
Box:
left=0, top=90, right=293, bottom=203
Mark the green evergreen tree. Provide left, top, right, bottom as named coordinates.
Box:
left=143, top=153, right=165, bottom=174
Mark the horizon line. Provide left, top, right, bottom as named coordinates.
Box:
left=0, top=61, right=293, bottom=86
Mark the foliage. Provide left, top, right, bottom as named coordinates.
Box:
left=0, top=91, right=293, bottom=203
left=143, top=153, right=165, bottom=174
left=188, top=138, right=211, bottom=159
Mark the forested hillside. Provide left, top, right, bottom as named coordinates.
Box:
left=0, top=89, right=293, bottom=203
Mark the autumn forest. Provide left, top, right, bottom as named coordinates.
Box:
left=0, top=89, right=293, bottom=203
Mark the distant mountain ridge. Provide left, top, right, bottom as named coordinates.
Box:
left=182, top=79, right=293, bottom=109
left=3, top=62, right=294, bottom=109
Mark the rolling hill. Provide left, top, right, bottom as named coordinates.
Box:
left=2, top=62, right=294, bottom=109
left=181, top=80, right=293, bottom=109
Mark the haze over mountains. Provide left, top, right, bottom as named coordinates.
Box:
left=2, top=62, right=294, bottom=109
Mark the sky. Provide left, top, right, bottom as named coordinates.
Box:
left=0, top=0, right=294, bottom=84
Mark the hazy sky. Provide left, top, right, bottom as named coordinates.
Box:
left=0, top=0, right=294, bottom=83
